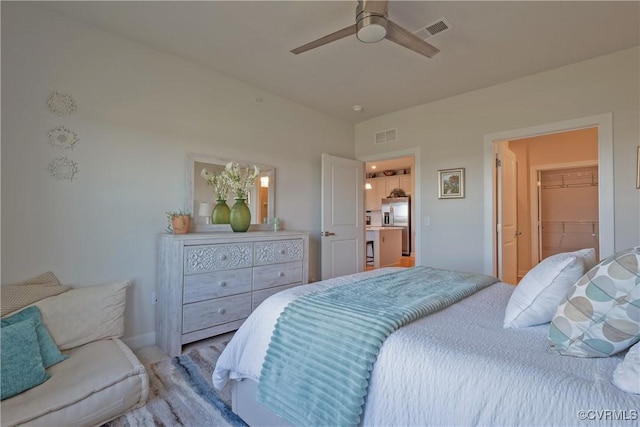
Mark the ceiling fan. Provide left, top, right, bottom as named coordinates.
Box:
left=291, top=0, right=439, bottom=58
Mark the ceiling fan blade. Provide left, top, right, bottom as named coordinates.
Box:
left=291, top=24, right=357, bottom=55
left=385, top=20, right=440, bottom=58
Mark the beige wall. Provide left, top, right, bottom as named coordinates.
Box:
left=355, top=47, right=639, bottom=274
left=1, top=3, right=353, bottom=347
left=509, top=128, right=598, bottom=275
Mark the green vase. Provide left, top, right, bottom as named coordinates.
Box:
left=230, top=198, right=251, bottom=232
left=212, top=199, right=230, bottom=224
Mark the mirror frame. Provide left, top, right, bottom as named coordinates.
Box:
left=186, top=153, right=276, bottom=232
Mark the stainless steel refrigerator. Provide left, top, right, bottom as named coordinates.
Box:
left=381, top=197, right=411, bottom=256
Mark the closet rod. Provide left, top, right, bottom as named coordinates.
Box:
left=541, top=171, right=598, bottom=189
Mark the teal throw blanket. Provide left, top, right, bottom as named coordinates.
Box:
left=257, top=266, right=498, bottom=426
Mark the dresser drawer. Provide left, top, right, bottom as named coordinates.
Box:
left=254, top=239, right=304, bottom=265
left=183, top=268, right=252, bottom=304
left=182, top=293, right=251, bottom=334
left=253, top=261, right=303, bottom=291
left=252, top=283, right=300, bottom=310
left=184, top=243, right=253, bottom=275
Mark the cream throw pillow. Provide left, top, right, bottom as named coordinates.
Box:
left=1, top=272, right=71, bottom=317
left=30, top=281, right=130, bottom=351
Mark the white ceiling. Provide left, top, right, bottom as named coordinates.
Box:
left=35, top=1, right=639, bottom=124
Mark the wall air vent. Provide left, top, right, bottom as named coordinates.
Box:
left=415, top=18, right=452, bottom=40
left=375, top=128, right=397, bottom=144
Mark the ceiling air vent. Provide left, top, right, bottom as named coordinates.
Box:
left=415, top=18, right=452, bottom=40
left=375, top=128, right=397, bottom=144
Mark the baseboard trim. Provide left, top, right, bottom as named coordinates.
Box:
left=123, top=331, right=156, bottom=350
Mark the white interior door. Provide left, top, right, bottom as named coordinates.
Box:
left=498, top=143, right=518, bottom=284
left=321, top=153, right=365, bottom=280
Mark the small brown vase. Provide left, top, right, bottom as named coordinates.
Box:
left=171, top=215, right=191, bottom=234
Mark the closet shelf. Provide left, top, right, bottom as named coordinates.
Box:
left=540, top=171, right=598, bottom=189
left=542, top=245, right=597, bottom=251
left=541, top=220, right=599, bottom=225
left=541, top=220, right=599, bottom=234
left=541, top=183, right=598, bottom=189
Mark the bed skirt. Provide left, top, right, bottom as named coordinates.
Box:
left=232, top=379, right=292, bottom=427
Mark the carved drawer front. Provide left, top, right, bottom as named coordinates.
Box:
left=253, top=261, right=303, bottom=291
left=253, top=283, right=300, bottom=310
left=254, top=239, right=304, bottom=266
left=184, top=243, right=253, bottom=275
left=182, top=293, right=251, bottom=334
left=183, top=268, right=252, bottom=304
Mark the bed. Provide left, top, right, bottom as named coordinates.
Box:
left=213, top=266, right=639, bottom=427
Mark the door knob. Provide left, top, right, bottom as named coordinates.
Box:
left=515, top=231, right=522, bottom=237
left=321, top=231, right=336, bottom=237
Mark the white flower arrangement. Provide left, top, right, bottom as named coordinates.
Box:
left=222, top=162, right=260, bottom=199
left=201, top=167, right=231, bottom=201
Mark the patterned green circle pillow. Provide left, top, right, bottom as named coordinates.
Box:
left=549, top=247, right=640, bottom=357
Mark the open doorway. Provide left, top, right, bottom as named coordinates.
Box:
left=487, top=113, right=613, bottom=283
left=364, top=156, right=416, bottom=270
left=500, top=128, right=599, bottom=283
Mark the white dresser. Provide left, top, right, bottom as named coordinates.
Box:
left=157, top=231, right=309, bottom=357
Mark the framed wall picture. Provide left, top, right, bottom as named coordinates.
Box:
left=438, top=168, right=465, bottom=199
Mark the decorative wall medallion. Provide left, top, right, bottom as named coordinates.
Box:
left=47, top=92, right=77, bottom=116
left=48, top=157, right=78, bottom=181
left=47, top=126, right=79, bottom=150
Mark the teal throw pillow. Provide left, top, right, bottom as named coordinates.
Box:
left=1, top=306, right=67, bottom=368
left=1, top=319, right=50, bottom=400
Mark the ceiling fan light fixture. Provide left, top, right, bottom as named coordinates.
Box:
left=291, top=0, right=439, bottom=58
left=357, top=15, right=387, bottom=43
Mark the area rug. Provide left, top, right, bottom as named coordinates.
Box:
left=103, top=341, right=247, bottom=427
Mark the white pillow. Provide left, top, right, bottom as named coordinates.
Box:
left=504, top=249, right=596, bottom=329
left=30, top=281, right=130, bottom=350
left=612, top=342, right=640, bottom=393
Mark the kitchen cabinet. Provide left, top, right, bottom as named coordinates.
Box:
left=365, top=178, right=388, bottom=211
left=365, top=227, right=403, bottom=268
left=365, top=174, right=412, bottom=211
left=385, top=176, right=400, bottom=193
left=399, top=175, right=412, bottom=195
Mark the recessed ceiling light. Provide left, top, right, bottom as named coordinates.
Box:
left=371, top=165, right=377, bottom=169
left=352, top=105, right=364, bottom=112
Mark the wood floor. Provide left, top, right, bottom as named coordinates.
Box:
left=365, top=255, right=415, bottom=271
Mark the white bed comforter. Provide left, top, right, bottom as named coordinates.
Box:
left=213, top=268, right=639, bottom=426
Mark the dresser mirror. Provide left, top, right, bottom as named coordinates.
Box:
left=186, top=153, right=275, bottom=232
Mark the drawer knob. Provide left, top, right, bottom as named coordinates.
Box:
left=219, top=254, right=227, bottom=261
left=217, top=308, right=226, bottom=315
left=219, top=281, right=227, bottom=287
left=278, top=272, right=285, bottom=277
left=279, top=249, right=285, bottom=255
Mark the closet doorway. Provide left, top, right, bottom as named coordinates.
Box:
left=512, top=128, right=599, bottom=282
left=487, top=113, right=616, bottom=283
